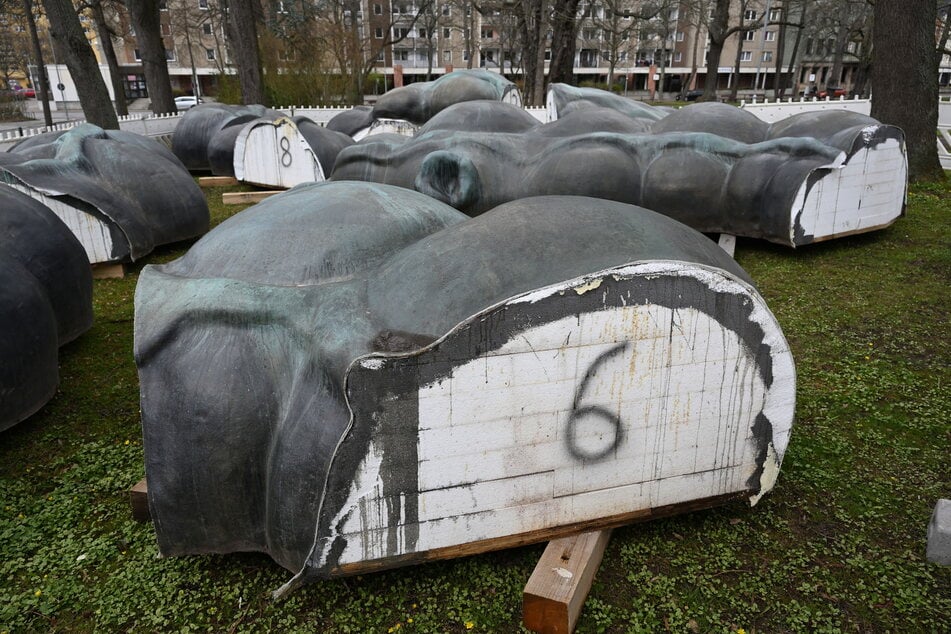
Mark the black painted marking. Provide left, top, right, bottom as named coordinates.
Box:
left=565, top=343, right=629, bottom=461
left=280, top=136, right=293, bottom=167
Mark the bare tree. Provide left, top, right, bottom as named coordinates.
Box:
left=700, top=0, right=764, bottom=101
left=222, top=0, right=265, bottom=104
left=86, top=0, right=128, bottom=115
left=41, top=0, right=118, bottom=127
left=871, top=0, right=943, bottom=181
left=22, top=0, right=54, bottom=125
left=124, top=0, right=176, bottom=113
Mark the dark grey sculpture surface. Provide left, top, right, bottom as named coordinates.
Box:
left=172, top=103, right=278, bottom=171
left=0, top=124, right=210, bottom=261
left=293, top=116, right=355, bottom=174
left=1, top=185, right=93, bottom=431
left=371, top=70, right=522, bottom=125
left=331, top=104, right=903, bottom=246
left=326, top=106, right=374, bottom=137
left=547, top=83, right=669, bottom=123
left=207, top=111, right=284, bottom=176
left=135, top=181, right=755, bottom=578
left=415, top=101, right=540, bottom=135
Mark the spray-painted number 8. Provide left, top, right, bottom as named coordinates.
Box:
left=279, top=136, right=293, bottom=167
left=565, top=343, right=628, bottom=461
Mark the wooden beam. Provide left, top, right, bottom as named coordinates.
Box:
left=92, top=262, right=125, bottom=279
left=130, top=478, right=150, bottom=522
left=328, top=491, right=745, bottom=577
left=222, top=191, right=281, bottom=205
left=523, top=529, right=612, bottom=634
left=717, top=233, right=737, bottom=257
left=198, top=176, right=239, bottom=187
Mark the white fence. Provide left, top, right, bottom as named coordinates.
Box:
left=739, top=95, right=871, bottom=122
left=0, top=112, right=184, bottom=149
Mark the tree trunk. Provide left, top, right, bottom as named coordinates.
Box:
left=224, top=0, right=265, bottom=105
left=124, top=0, right=176, bottom=114
left=772, top=0, right=787, bottom=99
left=871, top=0, right=943, bottom=182
left=24, top=0, right=53, bottom=127
left=700, top=0, right=732, bottom=101
left=41, top=0, right=118, bottom=128
left=532, top=0, right=548, bottom=105
left=92, top=2, right=128, bottom=116
left=827, top=2, right=850, bottom=90
left=548, top=0, right=582, bottom=85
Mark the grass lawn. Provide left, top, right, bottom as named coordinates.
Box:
left=1, top=180, right=948, bottom=633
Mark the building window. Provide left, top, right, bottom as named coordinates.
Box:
left=374, top=3, right=382, bottom=14
left=619, top=51, right=627, bottom=62
left=202, top=23, right=213, bottom=35
left=463, top=50, right=469, bottom=61
left=765, top=30, right=776, bottom=42
left=443, top=27, right=450, bottom=38
left=481, top=27, right=493, bottom=39
left=674, top=51, right=682, bottom=62
left=743, top=30, right=755, bottom=41
left=376, top=49, right=385, bottom=61
left=441, top=4, right=450, bottom=16
left=161, top=23, right=171, bottom=36
left=762, top=51, right=773, bottom=62
left=740, top=51, right=752, bottom=62
left=583, top=28, right=596, bottom=40
left=418, top=28, right=426, bottom=38
left=393, top=27, right=410, bottom=39
left=133, top=48, right=142, bottom=61
left=205, top=48, right=215, bottom=60
left=769, top=8, right=782, bottom=21
left=199, top=0, right=208, bottom=8
left=159, top=0, right=167, bottom=10
left=394, top=50, right=409, bottom=61
left=442, top=50, right=451, bottom=63
left=165, top=49, right=176, bottom=61
left=743, top=9, right=755, bottom=20
left=676, top=31, right=684, bottom=42
left=544, top=49, right=551, bottom=61
left=375, top=27, right=383, bottom=38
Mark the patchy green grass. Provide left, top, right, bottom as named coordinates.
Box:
left=1, top=180, right=948, bottom=633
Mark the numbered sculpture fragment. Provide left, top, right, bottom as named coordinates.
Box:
left=170, top=103, right=282, bottom=173
left=233, top=116, right=354, bottom=188
left=0, top=124, right=209, bottom=263
left=1, top=185, right=93, bottom=431
left=332, top=100, right=907, bottom=247
left=135, top=182, right=795, bottom=592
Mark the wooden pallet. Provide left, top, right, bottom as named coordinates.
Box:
left=222, top=190, right=282, bottom=205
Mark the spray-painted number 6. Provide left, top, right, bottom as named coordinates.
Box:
left=279, top=136, right=293, bottom=167
left=565, top=343, right=629, bottom=461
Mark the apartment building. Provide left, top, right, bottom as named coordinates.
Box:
left=68, top=0, right=858, bottom=102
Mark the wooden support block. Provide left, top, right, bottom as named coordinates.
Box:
left=717, top=233, right=737, bottom=257
left=130, top=478, right=150, bottom=522
left=222, top=191, right=281, bottom=205
left=92, top=262, right=125, bottom=279
left=523, top=529, right=612, bottom=634
left=198, top=176, right=238, bottom=187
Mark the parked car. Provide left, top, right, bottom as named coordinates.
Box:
left=10, top=86, right=35, bottom=98
left=682, top=89, right=705, bottom=102
left=817, top=86, right=847, bottom=99
left=174, top=96, right=203, bottom=110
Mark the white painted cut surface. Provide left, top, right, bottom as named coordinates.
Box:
left=791, top=137, right=906, bottom=243
left=323, top=263, right=795, bottom=568
left=6, top=181, right=111, bottom=263
left=357, top=119, right=418, bottom=141
left=234, top=118, right=323, bottom=189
